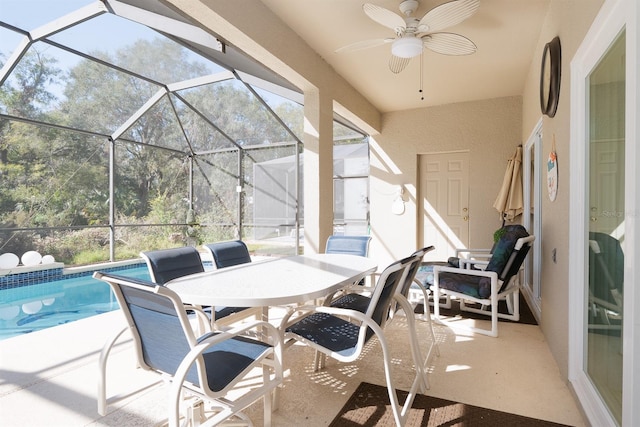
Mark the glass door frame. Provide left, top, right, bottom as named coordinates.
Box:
left=568, top=0, right=639, bottom=425
left=523, top=119, right=542, bottom=319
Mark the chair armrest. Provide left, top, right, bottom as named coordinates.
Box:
left=453, top=248, right=493, bottom=270
left=323, top=273, right=376, bottom=304
left=282, top=304, right=362, bottom=326
left=169, top=320, right=283, bottom=426
left=200, top=320, right=282, bottom=348
left=454, top=248, right=492, bottom=258
left=459, top=259, right=489, bottom=270
left=184, top=305, right=213, bottom=334
left=432, top=264, right=498, bottom=280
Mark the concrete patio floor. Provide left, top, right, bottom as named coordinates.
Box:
left=0, top=306, right=586, bottom=426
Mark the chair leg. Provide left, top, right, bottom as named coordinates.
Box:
left=373, top=322, right=423, bottom=427
left=490, top=298, right=499, bottom=337
left=313, top=350, right=327, bottom=371
left=505, top=289, right=520, bottom=320
left=433, top=292, right=501, bottom=337
left=98, top=326, right=129, bottom=416
left=423, top=306, right=440, bottom=357
left=413, top=283, right=440, bottom=358
left=394, top=295, right=431, bottom=392
left=263, top=367, right=272, bottom=427
left=186, top=397, right=205, bottom=426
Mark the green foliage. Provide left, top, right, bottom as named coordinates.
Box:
left=72, top=249, right=110, bottom=265
left=1, top=36, right=304, bottom=265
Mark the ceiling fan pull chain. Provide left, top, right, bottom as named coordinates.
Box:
left=419, top=51, right=424, bottom=100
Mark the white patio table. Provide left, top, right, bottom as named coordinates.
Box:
left=165, top=253, right=377, bottom=410
left=165, top=253, right=377, bottom=309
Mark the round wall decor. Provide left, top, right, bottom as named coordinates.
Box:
left=540, top=36, right=562, bottom=117
left=547, top=136, right=558, bottom=201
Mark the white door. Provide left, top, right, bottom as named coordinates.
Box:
left=419, top=151, right=470, bottom=261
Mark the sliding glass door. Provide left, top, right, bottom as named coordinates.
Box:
left=569, top=1, right=639, bottom=425
left=585, top=30, right=625, bottom=425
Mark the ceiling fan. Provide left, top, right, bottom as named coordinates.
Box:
left=336, top=0, right=480, bottom=74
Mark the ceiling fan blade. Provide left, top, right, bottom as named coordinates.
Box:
left=335, top=38, right=393, bottom=54
left=363, top=3, right=406, bottom=34
left=418, top=0, right=480, bottom=33
left=389, top=55, right=411, bottom=74
left=423, top=32, right=477, bottom=55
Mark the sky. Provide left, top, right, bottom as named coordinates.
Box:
left=0, top=0, right=295, bottom=110
left=1, top=0, right=157, bottom=61
left=0, top=0, right=226, bottom=101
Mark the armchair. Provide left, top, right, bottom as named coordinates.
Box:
left=432, top=225, right=534, bottom=337
left=93, top=272, right=283, bottom=427
left=282, top=256, right=428, bottom=426
left=329, top=246, right=440, bottom=389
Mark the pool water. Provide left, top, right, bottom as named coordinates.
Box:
left=0, top=266, right=151, bottom=341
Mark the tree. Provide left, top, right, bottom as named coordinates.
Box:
left=0, top=35, right=303, bottom=260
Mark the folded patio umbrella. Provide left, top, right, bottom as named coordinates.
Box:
left=493, top=145, right=524, bottom=223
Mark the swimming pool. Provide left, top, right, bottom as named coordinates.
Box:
left=0, top=265, right=151, bottom=341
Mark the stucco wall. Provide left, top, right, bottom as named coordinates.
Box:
left=368, top=96, right=522, bottom=267
left=520, top=0, right=604, bottom=379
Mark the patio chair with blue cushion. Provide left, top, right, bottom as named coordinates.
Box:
left=432, top=225, right=535, bottom=337
left=413, top=227, right=517, bottom=310
left=141, top=246, right=205, bottom=285
left=203, top=240, right=263, bottom=322
left=325, top=235, right=372, bottom=288
left=204, top=240, right=252, bottom=269
left=328, top=246, right=440, bottom=390
left=93, top=272, right=283, bottom=427
left=325, top=235, right=371, bottom=256
left=282, top=256, right=427, bottom=426
left=140, top=246, right=255, bottom=328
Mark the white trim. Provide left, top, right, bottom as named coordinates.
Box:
left=522, top=118, right=542, bottom=320
left=623, top=0, right=640, bottom=425
left=569, top=0, right=634, bottom=426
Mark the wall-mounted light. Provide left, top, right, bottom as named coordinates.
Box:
left=392, top=186, right=405, bottom=215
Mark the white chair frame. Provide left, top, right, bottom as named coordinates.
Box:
left=282, top=258, right=429, bottom=426
left=95, top=272, right=283, bottom=427
left=432, top=235, right=535, bottom=337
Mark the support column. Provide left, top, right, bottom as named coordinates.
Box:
left=108, top=137, right=115, bottom=262
left=303, top=89, right=334, bottom=254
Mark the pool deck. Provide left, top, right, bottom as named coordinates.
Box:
left=0, top=304, right=587, bottom=427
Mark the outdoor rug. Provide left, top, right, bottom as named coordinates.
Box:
left=329, top=382, right=572, bottom=427
left=415, top=292, right=538, bottom=326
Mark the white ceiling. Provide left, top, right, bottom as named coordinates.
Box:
left=259, top=0, right=551, bottom=113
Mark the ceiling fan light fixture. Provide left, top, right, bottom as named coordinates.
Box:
left=392, top=37, right=423, bottom=58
